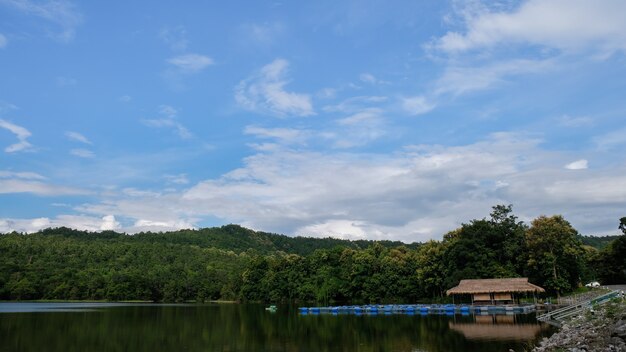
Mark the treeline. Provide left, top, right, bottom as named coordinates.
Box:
left=1, top=206, right=625, bottom=303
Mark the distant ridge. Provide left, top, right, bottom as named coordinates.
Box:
left=25, top=224, right=419, bottom=255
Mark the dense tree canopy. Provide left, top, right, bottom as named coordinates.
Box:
left=525, top=215, right=584, bottom=296
left=1, top=208, right=623, bottom=302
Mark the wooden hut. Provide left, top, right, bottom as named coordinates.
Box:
left=446, top=278, right=545, bottom=304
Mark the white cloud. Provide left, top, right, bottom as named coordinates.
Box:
left=402, top=96, right=436, bottom=115
left=130, top=219, right=195, bottom=233
left=235, top=59, right=314, bottom=117
left=297, top=220, right=370, bottom=240
left=433, top=0, right=626, bottom=55
left=0, top=214, right=121, bottom=233
left=119, top=95, right=132, bottom=103
left=0, top=33, right=7, bottom=48
left=167, top=54, right=213, bottom=73
left=565, top=159, right=588, bottom=170
left=0, top=118, right=33, bottom=152
left=0, top=178, right=88, bottom=196
left=65, top=131, right=92, bottom=144
left=70, top=148, right=95, bottom=158
left=99, top=215, right=120, bottom=231
left=1, top=0, right=83, bottom=42
left=3, top=133, right=626, bottom=239
left=244, top=125, right=309, bottom=145
left=0, top=170, right=45, bottom=180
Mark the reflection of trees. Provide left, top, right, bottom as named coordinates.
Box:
left=0, top=306, right=554, bottom=352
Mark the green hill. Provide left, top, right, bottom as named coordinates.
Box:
left=33, top=224, right=418, bottom=255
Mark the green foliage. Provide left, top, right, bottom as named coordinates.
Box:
left=441, top=205, right=528, bottom=288
left=525, top=215, right=585, bottom=295
left=577, top=234, right=621, bottom=249
left=592, top=218, right=626, bottom=284
left=1, top=208, right=620, bottom=303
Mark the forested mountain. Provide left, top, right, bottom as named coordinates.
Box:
left=578, top=234, right=621, bottom=249
left=33, top=224, right=418, bottom=255
left=1, top=210, right=624, bottom=303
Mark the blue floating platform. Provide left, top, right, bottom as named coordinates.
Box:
left=297, top=304, right=536, bottom=316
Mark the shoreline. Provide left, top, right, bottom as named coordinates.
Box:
left=0, top=299, right=239, bottom=304
left=531, top=300, right=626, bottom=351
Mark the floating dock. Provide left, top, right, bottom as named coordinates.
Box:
left=298, top=304, right=536, bottom=315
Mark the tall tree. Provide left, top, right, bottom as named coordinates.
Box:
left=441, top=205, right=527, bottom=289
left=594, top=217, right=626, bottom=284
left=526, top=215, right=584, bottom=296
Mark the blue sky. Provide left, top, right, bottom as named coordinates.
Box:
left=1, top=0, right=626, bottom=241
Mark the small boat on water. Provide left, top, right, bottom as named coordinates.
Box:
left=265, top=305, right=277, bottom=312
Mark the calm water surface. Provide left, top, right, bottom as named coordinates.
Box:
left=0, top=303, right=555, bottom=352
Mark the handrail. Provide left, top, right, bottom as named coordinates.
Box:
left=537, top=290, right=619, bottom=324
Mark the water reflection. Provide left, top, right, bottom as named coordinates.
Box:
left=449, top=313, right=549, bottom=341
left=0, top=303, right=554, bottom=352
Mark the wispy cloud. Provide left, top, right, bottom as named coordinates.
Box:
left=235, top=59, right=314, bottom=117
left=0, top=33, right=7, bottom=48
left=323, top=95, right=387, bottom=114
left=435, top=58, right=555, bottom=96
left=70, top=148, right=95, bottom=158
left=594, top=127, right=626, bottom=151
left=65, top=131, right=92, bottom=145
left=358, top=72, right=390, bottom=86
left=142, top=105, right=192, bottom=139
left=164, top=174, right=189, bottom=185
left=0, top=178, right=88, bottom=196
left=1, top=0, right=84, bottom=42
left=332, top=108, right=387, bottom=148
left=558, top=115, right=594, bottom=128
left=0, top=119, right=32, bottom=152
left=166, top=54, right=213, bottom=73
left=0, top=101, right=18, bottom=114
left=432, top=0, right=626, bottom=56
left=240, top=22, right=284, bottom=47
left=0, top=170, right=45, bottom=180
left=158, top=104, right=178, bottom=118
left=159, top=25, right=189, bottom=51
left=119, top=95, right=132, bottom=103
left=244, top=125, right=309, bottom=145
left=402, top=96, right=436, bottom=116
left=142, top=119, right=192, bottom=139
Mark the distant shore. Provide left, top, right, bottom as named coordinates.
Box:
left=0, top=299, right=239, bottom=304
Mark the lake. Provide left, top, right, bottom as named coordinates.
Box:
left=0, top=303, right=554, bottom=351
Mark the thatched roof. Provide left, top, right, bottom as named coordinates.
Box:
left=446, top=278, right=545, bottom=296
